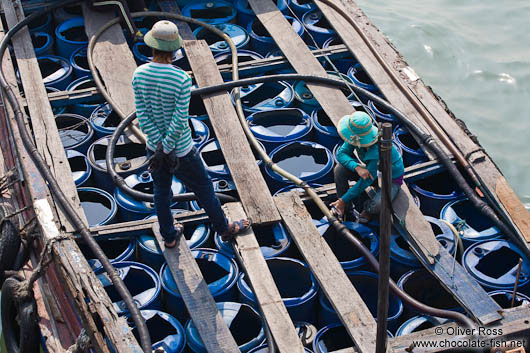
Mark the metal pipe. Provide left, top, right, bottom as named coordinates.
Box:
left=511, top=258, right=523, bottom=308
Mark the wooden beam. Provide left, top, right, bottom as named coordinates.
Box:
left=223, top=202, right=305, bottom=353
left=248, top=0, right=354, bottom=126
left=152, top=223, right=240, bottom=353
left=275, top=192, right=377, bottom=353
left=3, top=0, right=87, bottom=231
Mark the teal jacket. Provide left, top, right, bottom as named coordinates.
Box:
left=336, top=142, right=404, bottom=203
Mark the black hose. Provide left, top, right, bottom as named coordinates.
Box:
left=106, top=112, right=237, bottom=203
left=0, top=1, right=152, bottom=351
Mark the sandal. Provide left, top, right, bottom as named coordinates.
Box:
left=221, top=219, right=251, bottom=242
left=164, top=223, right=184, bottom=248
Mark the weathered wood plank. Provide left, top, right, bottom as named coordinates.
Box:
left=3, top=0, right=87, bottom=231
left=496, top=176, right=530, bottom=243
left=152, top=223, right=240, bottom=353
left=275, top=192, right=377, bottom=353
left=223, top=202, right=305, bottom=353
left=248, top=0, right=354, bottom=126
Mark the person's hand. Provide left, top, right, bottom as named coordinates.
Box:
left=355, top=166, right=373, bottom=180
left=148, top=144, right=166, bottom=173
left=330, top=198, right=346, bottom=219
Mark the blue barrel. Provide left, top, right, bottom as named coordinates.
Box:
left=235, top=0, right=290, bottom=28
left=265, top=45, right=322, bottom=75
left=35, top=56, right=73, bottom=90
left=368, top=100, right=399, bottom=128
left=313, top=323, right=393, bottom=353
left=488, top=290, right=530, bottom=309
left=132, top=41, right=188, bottom=68
left=347, top=63, right=380, bottom=94
left=248, top=16, right=303, bottom=56
left=393, top=126, right=427, bottom=167
left=396, top=315, right=449, bottom=336
left=47, top=87, right=67, bottom=115
left=314, top=221, right=378, bottom=272
left=56, top=113, right=94, bottom=154
left=138, top=211, right=211, bottom=270
left=66, top=77, right=106, bottom=118
left=70, top=46, right=91, bottom=79
left=114, top=171, right=186, bottom=221
left=247, top=108, right=313, bottom=152
left=291, top=0, right=317, bottom=18
left=28, top=12, right=53, bottom=35
left=462, top=239, right=530, bottom=292
left=390, top=217, right=456, bottom=279
left=215, top=222, right=291, bottom=259
left=237, top=81, right=295, bottom=114
left=302, top=9, right=335, bottom=47
left=238, top=257, right=319, bottom=323
left=77, top=187, right=118, bottom=227
left=398, top=269, right=463, bottom=316
left=89, top=103, right=121, bottom=139
left=251, top=346, right=313, bottom=353
left=189, top=93, right=211, bottom=131
left=77, top=237, right=135, bottom=270
left=410, top=170, right=464, bottom=217
left=128, top=310, right=186, bottom=353
left=293, top=72, right=355, bottom=114
left=214, top=50, right=264, bottom=80
left=186, top=302, right=265, bottom=353
left=182, top=1, right=237, bottom=27
left=190, top=118, right=210, bottom=148
left=265, top=141, right=334, bottom=192
left=199, top=138, right=263, bottom=179
left=318, top=271, right=403, bottom=332
left=55, top=17, right=88, bottom=59
left=440, top=198, right=502, bottom=247
left=161, top=249, right=239, bottom=321
left=87, top=135, right=149, bottom=193
left=32, top=32, right=54, bottom=56
left=311, top=108, right=342, bottom=150
left=189, top=178, right=237, bottom=211
left=322, top=36, right=355, bottom=74
left=95, top=261, right=161, bottom=315
left=193, top=24, right=249, bottom=54
left=66, top=149, right=92, bottom=187
left=53, top=4, right=83, bottom=24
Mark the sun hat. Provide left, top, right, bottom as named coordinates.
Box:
left=337, top=111, right=379, bottom=147
left=144, top=20, right=183, bottom=52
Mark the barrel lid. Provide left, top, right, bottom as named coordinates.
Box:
left=236, top=81, right=294, bottom=113
left=161, top=249, right=238, bottom=299
left=463, top=239, right=530, bottom=289
left=194, top=23, right=249, bottom=53
left=294, top=71, right=354, bottom=107
left=247, top=108, right=312, bottom=142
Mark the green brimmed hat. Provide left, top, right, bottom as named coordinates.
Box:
left=338, top=112, right=379, bottom=147
left=144, top=20, right=183, bottom=52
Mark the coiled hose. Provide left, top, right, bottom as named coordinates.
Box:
left=0, top=1, right=152, bottom=352
left=94, top=11, right=476, bottom=329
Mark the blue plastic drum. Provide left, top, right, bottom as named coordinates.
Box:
left=89, top=103, right=121, bottom=139
left=189, top=178, right=237, bottom=211
left=215, top=222, right=291, bottom=259
left=35, top=56, right=73, bottom=90
left=347, top=63, right=379, bottom=94
left=95, top=261, right=161, bottom=315
left=322, top=36, right=356, bottom=74
left=235, top=0, right=290, bottom=28
left=193, top=23, right=249, bottom=54
left=302, top=9, right=335, bottom=47
left=128, top=310, right=186, bottom=353
left=32, top=32, right=54, bottom=56
left=56, top=113, right=94, bottom=154
left=238, top=257, right=319, bottom=323
left=67, top=149, right=92, bottom=187
left=291, top=0, right=317, bottom=18
left=463, top=239, right=530, bottom=292
left=311, top=108, right=342, bottom=150
left=70, top=46, right=91, bottom=79
left=87, top=135, right=149, bottom=193
left=368, top=100, right=399, bottom=128
left=410, top=170, right=464, bottom=217
left=248, top=16, right=304, bottom=56
left=182, top=1, right=237, bottom=26
left=488, top=290, right=530, bottom=309
left=77, top=237, right=135, bottom=270
left=236, top=81, right=295, bottom=114
left=28, top=12, right=53, bottom=35
left=190, top=118, right=210, bottom=148
left=78, top=187, right=118, bottom=227
left=161, top=249, right=239, bottom=321
left=47, top=87, right=67, bottom=115
left=188, top=93, right=211, bottom=130
left=186, top=302, right=265, bottom=353
left=313, top=323, right=392, bottom=353
left=440, top=198, right=502, bottom=247
left=55, top=17, right=88, bottom=59
left=66, top=77, right=106, bottom=117
left=318, top=271, right=403, bottom=332
left=247, top=108, right=313, bottom=152
left=265, top=45, right=322, bottom=75
left=214, top=50, right=264, bottom=80
left=396, top=315, right=449, bottom=336
left=114, top=171, right=186, bottom=221
left=265, top=141, right=334, bottom=192
left=393, top=126, right=427, bottom=167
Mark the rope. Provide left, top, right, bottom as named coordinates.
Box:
left=66, top=329, right=92, bottom=353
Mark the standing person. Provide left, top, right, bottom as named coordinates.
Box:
left=132, top=20, right=250, bottom=248
left=330, top=112, right=404, bottom=223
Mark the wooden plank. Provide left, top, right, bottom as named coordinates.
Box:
left=3, top=0, right=87, bottom=231
left=223, top=202, right=305, bottom=353
left=247, top=0, right=354, bottom=125
left=152, top=223, right=240, bottom=353
left=275, top=192, right=377, bottom=353
left=496, top=176, right=530, bottom=242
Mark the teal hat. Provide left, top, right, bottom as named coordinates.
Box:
left=144, top=20, right=183, bottom=52
left=338, top=112, right=379, bottom=147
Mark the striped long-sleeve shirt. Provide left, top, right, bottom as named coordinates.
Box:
left=132, top=62, right=193, bottom=156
